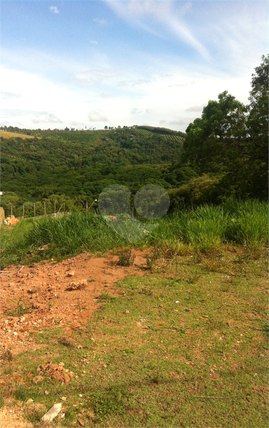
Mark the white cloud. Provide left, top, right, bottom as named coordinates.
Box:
left=49, top=6, right=59, bottom=14
left=88, top=110, right=109, bottom=122
left=117, top=78, right=151, bottom=87
left=100, top=92, right=113, bottom=98
left=130, top=108, right=151, bottom=115
left=32, top=112, right=63, bottom=124
left=75, top=68, right=114, bottom=85
left=106, top=0, right=209, bottom=59
left=186, top=105, right=204, bottom=113
left=0, top=91, right=20, bottom=101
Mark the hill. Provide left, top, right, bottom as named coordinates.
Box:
left=0, top=126, right=186, bottom=211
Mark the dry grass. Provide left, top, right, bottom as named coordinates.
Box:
left=0, top=131, right=35, bottom=140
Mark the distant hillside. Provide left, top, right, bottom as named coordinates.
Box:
left=0, top=130, right=35, bottom=140
left=0, top=126, right=185, bottom=201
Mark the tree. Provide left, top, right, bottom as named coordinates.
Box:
left=182, top=91, right=247, bottom=175
left=248, top=54, right=268, bottom=141
left=243, top=54, right=268, bottom=198
left=181, top=56, right=268, bottom=200
left=220, top=55, right=268, bottom=199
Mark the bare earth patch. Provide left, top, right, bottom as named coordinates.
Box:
left=0, top=400, right=33, bottom=428
left=0, top=250, right=148, bottom=426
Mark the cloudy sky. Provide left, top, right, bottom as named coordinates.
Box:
left=1, top=0, right=267, bottom=131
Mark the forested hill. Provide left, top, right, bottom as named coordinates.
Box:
left=0, top=126, right=186, bottom=203
left=1, top=55, right=268, bottom=216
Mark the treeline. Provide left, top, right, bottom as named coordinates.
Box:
left=168, top=55, right=268, bottom=208
left=0, top=55, right=267, bottom=216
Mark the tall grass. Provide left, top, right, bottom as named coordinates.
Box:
left=146, top=199, right=268, bottom=253
left=222, top=199, right=268, bottom=249
left=28, top=212, right=124, bottom=255
left=1, top=200, right=267, bottom=266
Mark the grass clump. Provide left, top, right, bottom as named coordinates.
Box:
left=4, top=296, right=32, bottom=317
left=117, top=247, right=136, bottom=266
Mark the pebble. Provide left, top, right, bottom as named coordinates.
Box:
left=66, top=271, right=75, bottom=277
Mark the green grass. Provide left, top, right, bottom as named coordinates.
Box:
left=1, top=200, right=267, bottom=267
left=1, top=251, right=268, bottom=427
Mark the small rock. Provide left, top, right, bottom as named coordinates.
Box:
left=41, top=403, right=62, bottom=422
left=124, top=310, right=130, bottom=314
left=45, top=390, right=49, bottom=396
left=66, top=271, right=75, bottom=277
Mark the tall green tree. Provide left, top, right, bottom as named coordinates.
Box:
left=243, top=54, right=268, bottom=198
left=182, top=91, right=247, bottom=175
left=181, top=56, right=268, bottom=200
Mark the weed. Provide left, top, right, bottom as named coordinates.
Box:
left=5, top=296, right=31, bottom=317
left=117, top=247, right=135, bottom=266
left=146, top=246, right=162, bottom=270
left=57, top=335, right=78, bottom=348
left=1, top=348, right=13, bottom=363
left=98, top=292, right=117, bottom=302
left=25, top=403, right=47, bottom=423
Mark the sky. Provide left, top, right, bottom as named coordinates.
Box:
left=0, top=0, right=268, bottom=132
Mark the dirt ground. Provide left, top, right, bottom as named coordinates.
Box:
left=0, top=250, right=148, bottom=427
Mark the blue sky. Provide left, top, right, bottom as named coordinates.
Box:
left=1, top=0, right=267, bottom=131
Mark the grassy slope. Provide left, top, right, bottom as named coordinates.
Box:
left=0, top=131, right=35, bottom=140
left=1, top=251, right=268, bottom=427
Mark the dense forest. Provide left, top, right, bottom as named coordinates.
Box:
left=0, top=55, right=268, bottom=217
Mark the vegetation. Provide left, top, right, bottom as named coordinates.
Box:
left=1, top=56, right=268, bottom=215
left=0, top=126, right=184, bottom=212
left=1, top=200, right=267, bottom=267
left=1, top=251, right=267, bottom=427
left=0, top=55, right=268, bottom=427
left=180, top=54, right=268, bottom=201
